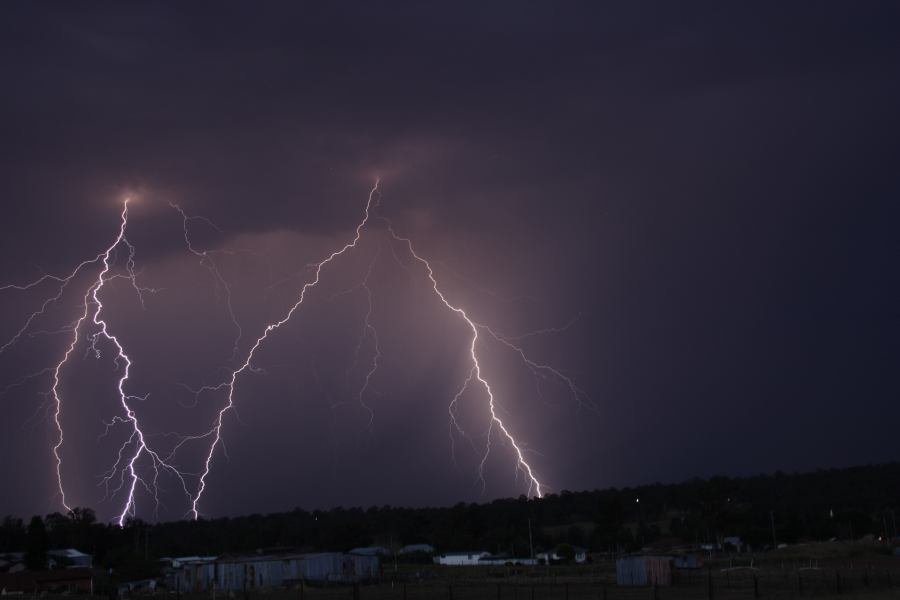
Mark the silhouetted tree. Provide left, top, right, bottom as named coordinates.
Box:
left=25, top=515, right=48, bottom=570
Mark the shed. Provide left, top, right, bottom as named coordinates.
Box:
left=296, top=553, right=343, bottom=583
left=616, top=556, right=673, bottom=587
left=673, top=554, right=703, bottom=569
left=346, top=553, right=380, bottom=581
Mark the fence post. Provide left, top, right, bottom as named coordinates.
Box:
left=402, top=582, right=407, bottom=600
left=707, top=569, right=714, bottom=600
left=798, top=572, right=803, bottom=595
left=887, top=569, right=892, bottom=588
left=565, top=582, right=570, bottom=600
left=602, top=582, right=607, bottom=600
left=531, top=584, right=535, bottom=600
left=448, top=582, right=453, bottom=600
left=863, top=567, right=870, bottom=588
left=299, top=579, right=304, bottom=600
left=498, top=583, right=502, bottom=600
left=835, top=571, right=841, bottom=594
left=753, top=574, right=759, bottom=599
left=653, top=583, right=659, bottom=600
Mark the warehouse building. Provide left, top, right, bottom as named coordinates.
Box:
left=169, top=551, right=379, bottom=592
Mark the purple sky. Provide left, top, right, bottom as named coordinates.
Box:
left=1, top=2, right=898, bottom=522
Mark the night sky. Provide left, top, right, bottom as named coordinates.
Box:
left=1, top=2, right=898, bottom=523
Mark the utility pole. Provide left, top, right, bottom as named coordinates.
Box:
left=528, top=519, right=534, bottom=560
left=770, top=511, right=777, bottom=549
left=391, top=535, right=397, bottom=572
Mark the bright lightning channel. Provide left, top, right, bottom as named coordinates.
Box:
left=2, top=182, right=585, bottom=522
left=382, top=222, right=544, bottom=497
left=55, top=200, right=193, bottom=525
left=188, top=181, right=589, bottom=515
left=1, top=200, right=197, bottom=524
left=187, top=182, right=383, bottom=519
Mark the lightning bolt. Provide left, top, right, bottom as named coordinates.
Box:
left=188, top=182, right=382, bottom=519
left=187, top=180, right=590, bottom=514
left=169, top=203, right=243, bottom=362
left=3, top=181, right=584, bottom=521
left=343, top=247, right=381, bottom=429
left=1, top=200, right=200, bottom=523
left=381, top=222, right=544, bottom=498
left=54, top=201, right=193, bottom=525
left=0, top=255, right=107, bottom=356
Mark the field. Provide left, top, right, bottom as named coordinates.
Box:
left=26, top=543, right=900, bottom=600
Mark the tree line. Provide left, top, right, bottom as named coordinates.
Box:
left=1, top=463, right=897, bottom=580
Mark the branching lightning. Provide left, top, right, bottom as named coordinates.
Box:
left=2, top=200, right=208, bottom=524
left=169, top=203, right=243, bottom=361
left=1, top=180, right=587, bottom=522
left=185, top=180, right=590, bottom=513
left=382, top=222, right=545, bottom=497
left=345, top=247, right=381, bottom=429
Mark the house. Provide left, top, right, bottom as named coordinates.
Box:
left=433, top=551, right=490, bottom=566
left=616, top=555, right=673, bottom=587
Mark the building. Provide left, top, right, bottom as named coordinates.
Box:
left=0, top=567, right=94, bottom=594
left=398, top=544, right=434, bottom=555
left=673, top=554, right=703, bottom=569
left=0, top=552, right=25, bottom=574
left=118, top=578, right=159, bottom=597
left=167, top=551, right=380, bottom=592
left=536, top=546, right=588, bottom=564
left=48, top=548, right=93, bottom=569
left=348, top=547, right=391, bottom=557
left=478, top=555, right=539, bottom=566
left=433, top=551, right=490, bottom=566
left=164, top=556, right=217, bottom=592
left=616, top=556, right=673, bottom=587
left=344, top=553, right=381, bottom=581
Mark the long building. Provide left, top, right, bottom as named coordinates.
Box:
left=170, top=552, right=379, bottom=592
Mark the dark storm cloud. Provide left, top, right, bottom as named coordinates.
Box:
left=1, top=2, right=898, bottom=520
